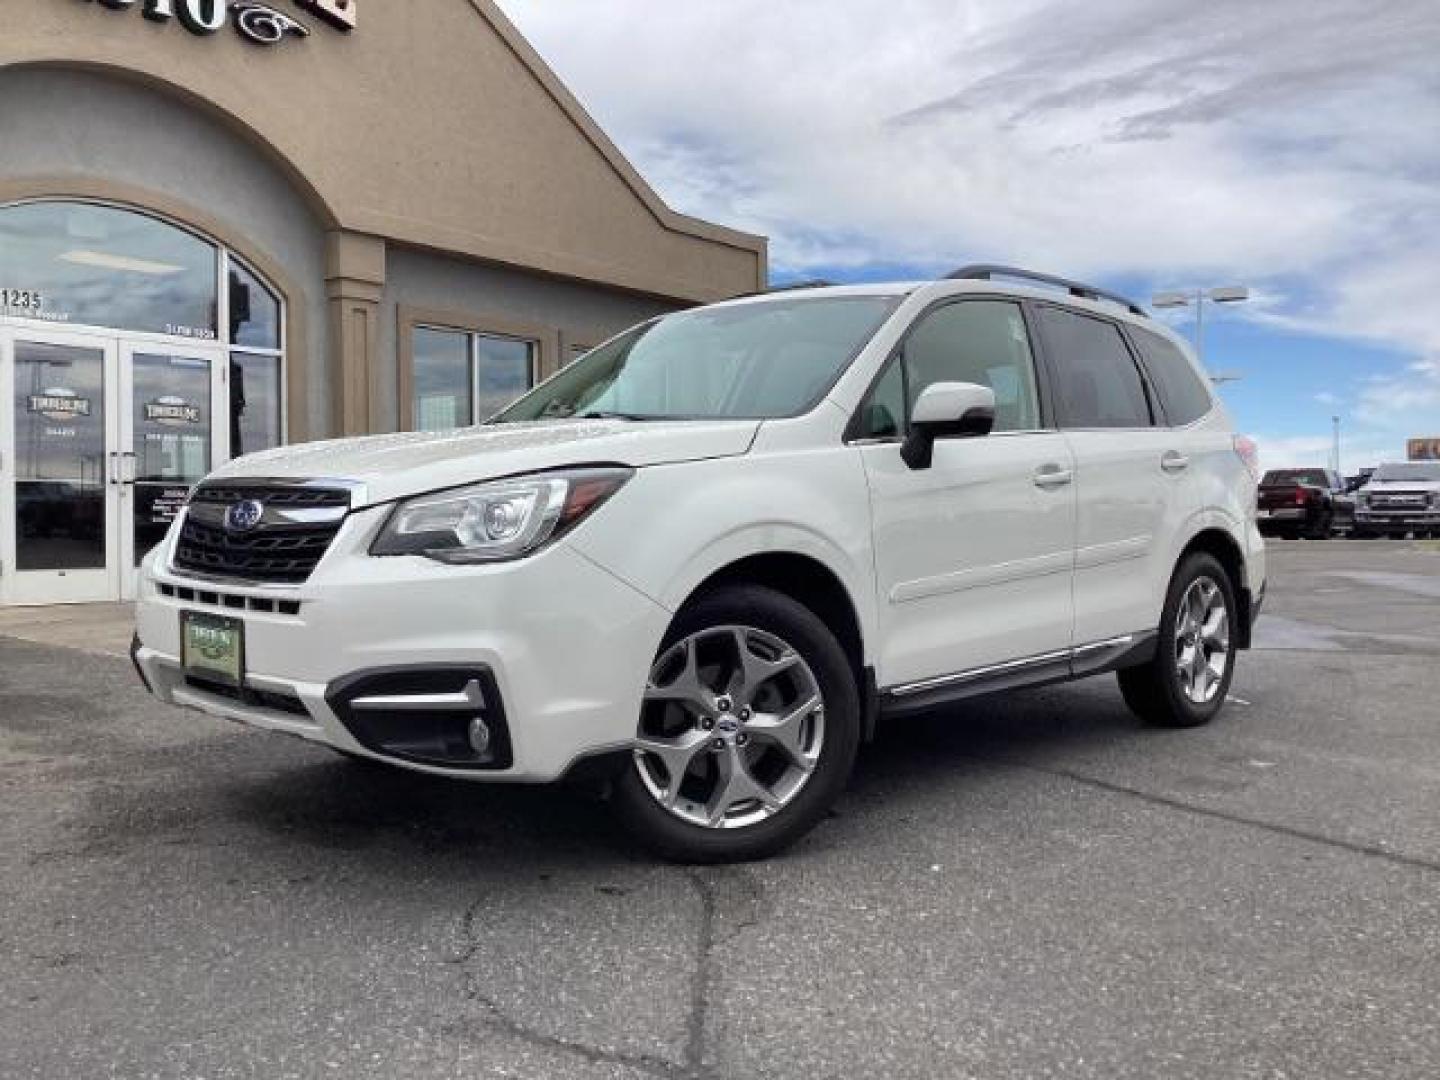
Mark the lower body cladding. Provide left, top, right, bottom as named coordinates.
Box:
left=131, top=535, right=673, bottom=783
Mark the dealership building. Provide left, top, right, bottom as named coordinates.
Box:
left=0, top=0, right=766, bottom=606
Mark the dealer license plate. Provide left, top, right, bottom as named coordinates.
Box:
left=180, top=611, right=245, bottom=688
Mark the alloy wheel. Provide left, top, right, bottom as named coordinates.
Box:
left=1174, top=575, right=1231, bottom=705
left=634, top=625, right=825, bottom=829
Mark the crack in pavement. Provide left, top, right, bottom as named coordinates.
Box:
left=984, top=756, right=1440, bottom=875
left=682, top=870, right=718, bottom=1075
left=444, top=871, right=731, bottom=1080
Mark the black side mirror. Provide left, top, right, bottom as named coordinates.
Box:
left=900, top=382, right=997, bottom=470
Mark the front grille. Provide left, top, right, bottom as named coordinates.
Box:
left=191, top=485, right=350, bottom=509
left=155, top=581, right=302, bottom=616
left=187, top=677, right=311, bottom=719
left=1372, top=491, right=1429, bottom=507
left=173, top=482, right=352, bottom=584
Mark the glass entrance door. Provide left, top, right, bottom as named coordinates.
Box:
left=0, top=330, right=227, bottom=605
left=120, top=344, right=227, bottom=599
left=0, top=329, right=121, bottom=605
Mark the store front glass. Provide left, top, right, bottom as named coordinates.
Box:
left=0, top=200, right=285, bottom=606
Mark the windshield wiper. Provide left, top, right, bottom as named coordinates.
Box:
left=577, top=410, right=660, bottom=421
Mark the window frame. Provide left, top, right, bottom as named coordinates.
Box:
left=223, top=250, right=288, bottom=453
left=845, top=294, right=1060, bottom=444
left=397, top=305, right=549, bottom=432
left=1028, top=300, right=1161, bottom=432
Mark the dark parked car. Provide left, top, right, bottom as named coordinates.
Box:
left=1257, top=468, right=1349, bottom=539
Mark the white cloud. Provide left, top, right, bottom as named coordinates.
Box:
left=501, top=0, right=1440, bottom=443
left=1250, top=431, right=1393, bottom=478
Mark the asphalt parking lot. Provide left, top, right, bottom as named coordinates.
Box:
left=2, top=541, right=1437, bottom=1079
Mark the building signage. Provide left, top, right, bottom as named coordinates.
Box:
left=145, top=396, right=203, bottom=426
left=1409, top=438, right=1440, bottom=461
left=2, top=288, right=44, bottom=312
left=28, top=387, right=93, bottom=422
left=83, top=0, right=356, bottom=48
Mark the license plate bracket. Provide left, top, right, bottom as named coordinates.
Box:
left=180, top=611, right=246, bottom=688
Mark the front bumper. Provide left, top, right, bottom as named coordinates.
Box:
left=133, top=507, right=672, bottom=782
left=1355, top=510, right=1440, bottom=527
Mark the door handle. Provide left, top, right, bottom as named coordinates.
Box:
left=120, top=452, right=137, bottom=485
left=1033, top=465, right=1074, bottom=489
left=1161, top=451, right=1191, bottom=474
left=107, top=452, right=121, bottom=487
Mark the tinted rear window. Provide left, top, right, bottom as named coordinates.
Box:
left=1262, top=470, right=1329, bottom=487
left=1035, top=307, right=1153, bottom=429
left=1131, top=325, right=1214, bottom=426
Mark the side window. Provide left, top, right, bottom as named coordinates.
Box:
left=867, top=300, right=1040, bottom=435
left=1037, top=307, right=1154, bottom=429
left=1130, top=325, right=1214, bottom=426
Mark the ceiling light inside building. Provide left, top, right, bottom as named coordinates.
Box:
left=59, top=250, right=185, bottom=276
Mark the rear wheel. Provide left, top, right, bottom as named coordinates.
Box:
left=612, top=585, right=860, bottom=863
left=1118, top=553, right=1238, bottom=728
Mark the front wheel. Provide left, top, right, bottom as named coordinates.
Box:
left=1118, top=553, right=1238, bottom=728
left=611, top=585, right=860, bottom=863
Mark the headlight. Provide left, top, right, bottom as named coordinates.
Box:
left=371, top=467, right=633, bottom=563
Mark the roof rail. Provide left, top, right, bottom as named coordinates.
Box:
left=946, top=264, right=1147, bottom=317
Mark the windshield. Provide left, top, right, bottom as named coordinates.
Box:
left=492, top=295, right=901, bottom=422
left=1373, top=462, right=1440, bottom=482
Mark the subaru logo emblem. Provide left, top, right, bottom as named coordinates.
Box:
left=225, top=499, right=265, bottom=533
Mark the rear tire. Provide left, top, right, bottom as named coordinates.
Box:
left=612, top=585, right=861, bottom=863
left=1118, top=552, right=1238, bottom=729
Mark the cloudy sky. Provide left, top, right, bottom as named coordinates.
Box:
left=503, top=0, right=1439, bottom=472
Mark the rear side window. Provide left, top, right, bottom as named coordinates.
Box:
left=1131, top=325, right=1214, bottom=426
left=1036, top=307, right=1154, bottom=429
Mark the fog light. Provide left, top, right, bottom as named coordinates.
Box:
left=468, top=716, right=492, bottom=756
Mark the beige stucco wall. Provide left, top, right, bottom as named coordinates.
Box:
left=1, top=0, right=766, bottom=303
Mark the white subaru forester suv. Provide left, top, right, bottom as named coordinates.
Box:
left=133, top=266, right=1266, bottom=862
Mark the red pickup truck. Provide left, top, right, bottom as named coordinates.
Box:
left=1257, top=468, right=1349, bottom=539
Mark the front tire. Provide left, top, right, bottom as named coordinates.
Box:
left=611, top=585, right=861, bottom=863
left=1118, top=553, right=1238, bottom=728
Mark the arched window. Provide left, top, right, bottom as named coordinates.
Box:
left=0, top=199, right=285, bottom=454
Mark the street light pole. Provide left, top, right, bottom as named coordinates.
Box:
left=1152, top=285, right=1250, bottom=365
left=1333, top=415, right=1342, bottom=475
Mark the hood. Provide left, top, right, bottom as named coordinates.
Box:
left=1365, top=478, right=1440, bottom=493
left=210, top=419, right=760, bottom=506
